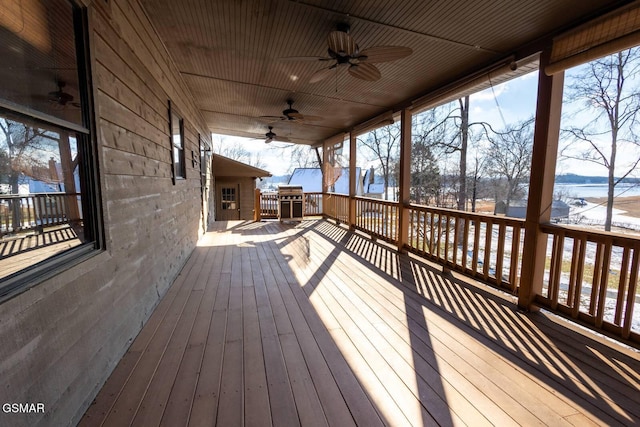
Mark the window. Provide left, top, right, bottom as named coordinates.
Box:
left=0, top=0, right=102, bottom=299
left=168, top=101, right=185, bottom=182
left=221, top=187, right=236, bottom=210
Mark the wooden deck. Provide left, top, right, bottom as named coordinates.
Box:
left=81, top=219, right=640, bottom=426
left=0, top=224, right=82, bottom=280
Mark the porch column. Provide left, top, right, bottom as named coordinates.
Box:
left=397, top=108, right=412, bottom=252
left=322, top=140, right=329, bottom=194
left=59, top=131, right=81, bottom=222
left=518, top=51, right=564, bottom=309
left=349, top=132, right=356, bottom=229
left=254, top=188, right=261, bottom=222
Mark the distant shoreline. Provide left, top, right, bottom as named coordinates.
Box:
left=584, top=195, right=640, bottom=219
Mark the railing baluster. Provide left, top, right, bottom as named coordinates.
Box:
left=472, top=219, right=480, bottom=275
left=567, top=237, right=578, bottom=308
left=595, top=241, right=612, bottom=329
left=444, top=214, right=450, bottom=263
left=615, top=247, right=631, bottom=325
left=572, top=236, right=587, bottom=319
left=436, top=213, right=442, bottom=260
left=496, top=222, right=506, bottom=288
left=508, top=225, right=521, bottom=292
left=462, top=215, right=470, bottom=272
left=590, top=242, right=604, bottom=316
left=483, top=220, right=492, bottom=280
left=622, top=247, right=639, bottom=339
left=549, top=232, right=564, bottom=309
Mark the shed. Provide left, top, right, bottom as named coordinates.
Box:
left=288, top=167, right=384, bottom=197
left=212, top=154, right=271, bottom=221
left=495, top=199, right=571, bottom=220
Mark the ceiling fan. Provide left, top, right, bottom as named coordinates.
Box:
left=264, top=126, right=290, bottom=144
left=283, top=23, right=413, bottom=83
left=48, top=81, right=80, bottom=108
left=260, top=99, right=321, bottom=123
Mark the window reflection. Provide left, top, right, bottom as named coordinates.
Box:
left=0, top=0, right=82, bottom=126
left=0, top=114, right=85, bottom=280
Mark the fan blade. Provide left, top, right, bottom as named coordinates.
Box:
left=303, top=115, right=322, bottom=122
left=278, top=56, right=332, bottom=62
left=259, top=115, right=286, bottom=122
left=357, top=46, right=413, bottom=63
left=327, top=30, right=356, bottom=56
left=349, top=62, right=381, bottom=81
left=287, top=112, right=322, bottom=122
left=309, top=66, right=335, bottom=83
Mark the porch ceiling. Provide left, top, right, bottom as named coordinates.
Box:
left=140, top=0, right=630, bottom=145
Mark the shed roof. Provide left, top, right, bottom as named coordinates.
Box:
left=212, top=154, right=272, bottom=178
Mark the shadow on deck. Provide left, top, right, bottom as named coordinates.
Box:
left=0, top=225, right=82, bottom=281
left=81, top=219, right=640, bottom=426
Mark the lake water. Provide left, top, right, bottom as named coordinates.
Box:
left=554, top=183, right=640, bottom=199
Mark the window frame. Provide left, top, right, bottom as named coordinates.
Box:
left=221, top=187, right=237, bottom=210
left=168, top=100, right=186, bottom=183
left=0, top=0, right=104, bottom=302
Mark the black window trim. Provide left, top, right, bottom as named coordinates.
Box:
left=0, top=1, right=104, bottom=303
left=168, top=100, right=186, bottom=184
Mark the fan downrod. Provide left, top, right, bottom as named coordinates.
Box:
left=282, top=99, right=299, bottom=119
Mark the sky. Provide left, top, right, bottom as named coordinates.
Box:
left=212, top=134, right=298, bottom=176
left=213, top=63, right=639, bottom=179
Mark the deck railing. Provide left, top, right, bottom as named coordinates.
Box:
left=406, top=205, right=525, bottom=292
left=304, top=192, right=323, bottom=216
left=539, top=223, right=639, bottom=341
left=258, top=191, right=324, bottom=219
left=0, top=193, right=81, bottom=237
left=255, top=189, right=639, bottom=342
left=259, top=192, right=278, bottom=219
left=354, top=196, right=399, bottom=243
left=324, top=193, right=349, bottom=224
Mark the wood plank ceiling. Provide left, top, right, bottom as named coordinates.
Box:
left=139, top=0, right=631, bottom=145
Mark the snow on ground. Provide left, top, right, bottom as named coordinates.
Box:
left=570, top=202, right=640, bottom=230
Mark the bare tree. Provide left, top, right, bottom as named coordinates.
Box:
left=562, top=47, right=640, bottom=231
left=469, top=149, right=488, bottom=212
left=357, top=123, right=401, bottom=200
left=409, top=108, right=448, bottom=205
left=414, top=96, right=495, bottom=211
left=0, top=119, right=52, bottom=192
left=409, top=141, right=440, bottom=205
left=0, top=118, right=53, bottom=230
left=215, top=140, right=267, bottom=170
left=270, top=144, right=320, bottom=173
left=412, top=103, right=459, bottom=206
left=484, top=117, right=535, bottom=207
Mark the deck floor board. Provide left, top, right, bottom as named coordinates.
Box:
left=82, top=220, right=640, bottom=426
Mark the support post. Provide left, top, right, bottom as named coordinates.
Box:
left=59, top=131, right=81, bottom=223
left=254, top=188, right=261, bottom=222
left=519, top=52, right=564, bottom=309
left=398, top=108, right=412, bottom=252
left=322, top=140, right=329, bottom=217
left=349, top=132, right=357, bottom=229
